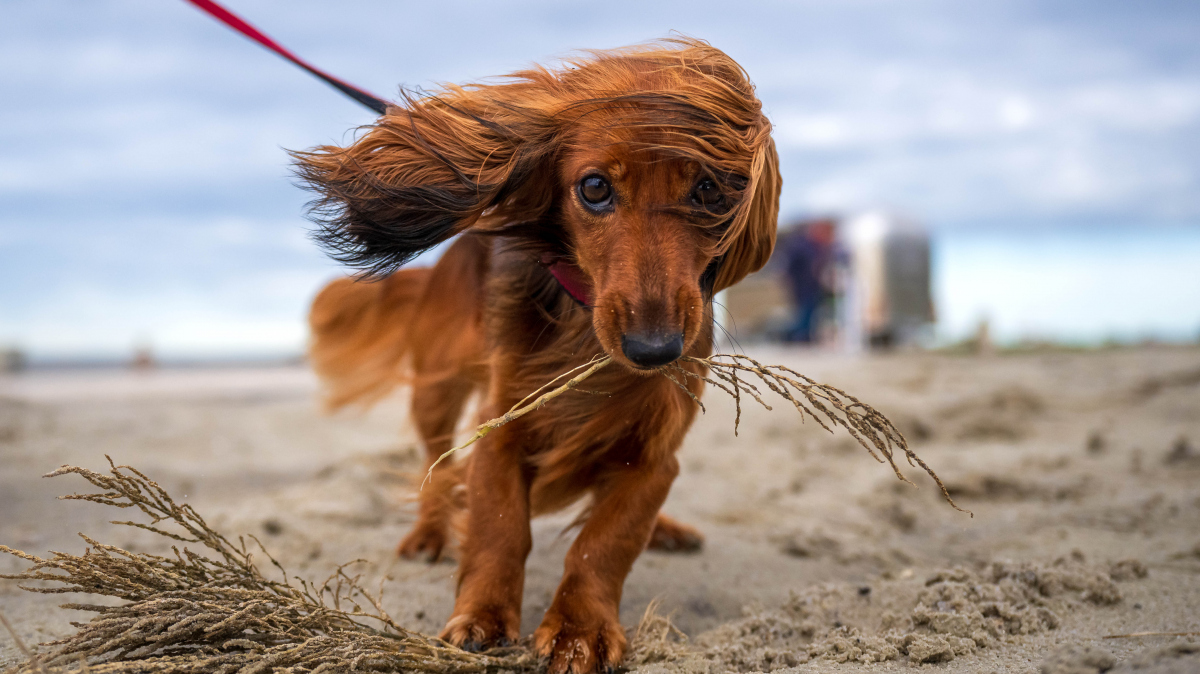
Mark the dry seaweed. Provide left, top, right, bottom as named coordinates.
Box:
left=623, top=600, right=691, bottom=667
left=674, top=354, right=967, bottom=514
left=1, top=459, right=692, bottom=673
left=424, top=354, right=612, bottom=482
left=1102, top=631, right=1200, bottom=639
left=426, top=352, right=967, bottom=514
left=0, top=458, right=528, bottom=674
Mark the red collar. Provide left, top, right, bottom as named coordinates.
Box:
left=539, top=254, right=593, bottom=306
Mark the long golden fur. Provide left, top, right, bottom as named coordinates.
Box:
left=297, top=38, right=780, bottom=673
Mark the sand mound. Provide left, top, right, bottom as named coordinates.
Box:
left=939, top=384, right=1046, bottom=442
left=1040, top=644, right=1118, bottom=674
left=698, top=557, right=1143, bottom=670
left=1113, top=642, right=1200, bottom=673
left=1040, top=642, right=1200, bottom=674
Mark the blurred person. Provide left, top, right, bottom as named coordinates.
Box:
left=781, top=218, right=837, bottom=343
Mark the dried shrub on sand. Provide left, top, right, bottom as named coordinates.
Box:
left=0, top=458, right=530, bottom=674
left=623, top=600, right=691, bottom=667
left=1, top=461, right=699, bottom=673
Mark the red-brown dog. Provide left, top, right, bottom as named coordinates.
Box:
left=296, top=38, right=780, bottom=674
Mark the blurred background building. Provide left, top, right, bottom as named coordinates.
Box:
left=1, top=1, right=1199, bottom=364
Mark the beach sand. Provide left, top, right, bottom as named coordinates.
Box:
left=2, top=346, right=1199, bottom=672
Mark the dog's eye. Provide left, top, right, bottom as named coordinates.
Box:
left=578, top=175, right=613, bottom=208
left=692, top=178, right=725, bottom=210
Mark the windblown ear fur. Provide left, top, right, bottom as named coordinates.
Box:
left=294, top=38, right=780, bottom=283
left=292, top=87, right=556, bottom=277
left=713, top=138, right=781, bottom=292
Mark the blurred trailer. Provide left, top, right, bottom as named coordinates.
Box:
left=841, top=211, right=935, bottom=349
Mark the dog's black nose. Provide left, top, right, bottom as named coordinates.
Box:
left=621, top=332, right=684, bottom=368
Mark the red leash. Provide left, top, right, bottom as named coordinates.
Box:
left=183, top=0, right=390, bottom=115
left=186, top=0, right=599, bottom=305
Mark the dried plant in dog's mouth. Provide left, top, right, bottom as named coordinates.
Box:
left=0, top=457, right=530, bottom=673
left=671, top=354, right=968, bottom=514
left=430, top=353, right=968, bottom=515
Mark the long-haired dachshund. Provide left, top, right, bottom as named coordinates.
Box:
left=295, top=38, right=780, bottom=673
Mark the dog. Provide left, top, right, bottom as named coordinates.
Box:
left=295, top=38, right=780, bottom=674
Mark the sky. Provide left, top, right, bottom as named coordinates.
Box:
left=1, top=0, right=1199, bottom=358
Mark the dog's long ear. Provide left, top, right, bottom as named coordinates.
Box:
left=713, top=138, right=781, bottom=292
left=293, top=87, right=555, bottom=276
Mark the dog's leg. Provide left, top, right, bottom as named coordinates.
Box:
left=440, top=422, right=532, bottom=650
left=647, top=512, right=704, bottom=553
left=534, top=455, right=679, bottom=674
left=398, top=375, right=473, bottom=562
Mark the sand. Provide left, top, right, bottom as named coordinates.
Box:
left=2, top=346, right=1199, bottom=672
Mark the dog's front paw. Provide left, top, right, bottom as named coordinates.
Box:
left=647, top=513, right=704, bottom=553
left=534, top=605, right=626, bottom=674
left=440, top=606, right=519, bottom=652
left=396, top=521, right=450, bottom=562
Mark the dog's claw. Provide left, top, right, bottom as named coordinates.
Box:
left=440, top=608, right=519, bottom=653
left=647, top=514, right=704, bottom=553
left=534, top=608, right=626, bottom=674
left=396, top=521, right=450, bottom=562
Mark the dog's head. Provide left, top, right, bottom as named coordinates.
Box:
left=294, top=38, right=780, bottom=370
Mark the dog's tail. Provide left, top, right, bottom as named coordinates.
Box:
left=308, top=269, right=431, bottom=410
